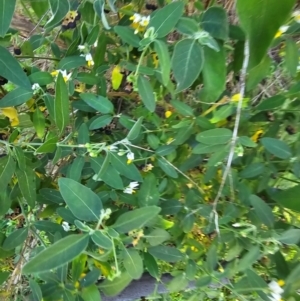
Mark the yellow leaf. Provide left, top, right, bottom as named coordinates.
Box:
left=1, top=107, right=19, bottom=126
left=251, top=130, right=263, bottom=142
left=111, top=65, right=123, bottom=90
left=26, top=98, right=35, bottom=112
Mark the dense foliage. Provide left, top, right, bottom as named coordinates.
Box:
left=1, top=0, right=300, bottom=300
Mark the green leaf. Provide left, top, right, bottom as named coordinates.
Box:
left=76, top=72, right=100, bottom=85
left=67, top=157, right=85, bottom=182
left=14, top=146, right=26, bottom=171
left=58, top=56, right=86, bottom=71
left=210, top=105, right=234, bottom=124
left=154, top=40, right=171, bottom=86
left=35, top=136, right=58, bottom=154
left=2, top=227, right=28, bottom=250
left=172, top=39, right=204, bottom=92
left=236, top=245, right=260, bottom=272
left=34, top=221, right=63, bottom=233
left=246, top=56, right=271, bottom=91
left=91, top=230, right=112, bottom=250
left=82, top=284, right=101, bottom=301
left=249, top=195, right=274, bottom=227
left=127, top=117, right=143, bottom=141
left=0, top=0, right=16, bottom=37
left=72, top=254, right=87, bottom=281
left=260, top=137, right=292, bottom=159
left=192, top=143, right=223, bottom=154
left=0, top=87, right=33, bottom=108
left=0, top=271, right=9, bottom=286
left=31, top=0, right=48, bottom=18
left=99, top=164, right=124, bottom=189
left=148, top=245, right=184, bottom=262
left=15, top=166, right=36, bottom=208
left=157, top=158, right=178, bottom=178
left=170, top=99, right=194, bottom=116
left=33, top=108, right=45, bottom=139
left=80, top=269, right=101, bottom=288
left=244, top=269, right=268, bottom=300
left=144, top=253, right=159, bottom=279
left=29, top=279, right=43, bottom=301
left=112, top=206, right=161, bottom=233
left=23, top=234, right=89, bottom=274
left=236, top=0, right=296, bottom=68
left=89, top=115, right=113, bottom=130
left=58, top=178, right=102, bottom=221
left=54, top=72, right=70, bottom=135
left=156, top=145, right=177, bottom=156
left=137, top=75, right=156, bottom=112
left=0, top=155, right=16, bottom=192
left=176, top=17, right=199, bottom=35
left=285, top=38, right=298, bottom=77
left=80, top=93, right=114, bottom=114
left=122, top=249, right=143, bottom=280
left=29, top=72, right=53, bottom=86
left=199, top=46, right=226, bottom=103
left=110, top=153, right=143, bottom=182
left=99, top=271, right=132, bottom=297
left=44, top=0, right=70, bottom=30
left=196, top=128, right=232, bottom=145
left=114, top=26, right=140, bottom=48
left=86, top=24, right=100, bottom=46
left=149, top=2, right=184, bottom=38
left=90, top=155, right=110, bottom=182
left=138, top=173, right=159, bottom=206
left=278, top=229, right=300, bottom=245
left=272, top=185, right=300, bottom=212
left=40, top=188, right=64, bottom=204
left=201, top=7, right=228, bottom=40
left=94, top=0, right=111, bottom=30
left=255, top=95, right=285, bottom=111
left=146, top=228, right=170, bottom=246
left=239, top=163, right=265, bottom=178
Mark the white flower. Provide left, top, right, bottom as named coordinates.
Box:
left=106, top=145, right=118, bottom=152
left=123, top=181, right=139, bottom=194
left=232, top=223, right=241, bottom=227
left=140, top=16, right=150, bottom=27
left=85, top=53, right=94, bottom=67
left=130, top=13, right=142, bottom=24
left=93, top=40, right=98, bottom=48
left=268, top=281, right=284, bottom=301
left=127, top=151, right=134, bottom=164
left=78, top=44, right=86, bottom=51
left=32, top=83, right=41, bottom=92
left=279, top=25, right=289, bottom=33
left=51, top=69, right=72, bottom=82
left=62, top=221, right=70, bottom=232
left=292, top=10, right=300, bottom=23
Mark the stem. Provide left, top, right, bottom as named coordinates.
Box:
left=134, top=45, right=150, bottom=76
left=211, top=40, right=250, bottom=236
left=15, top=55, right=59, bottom=61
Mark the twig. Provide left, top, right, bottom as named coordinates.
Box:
left=211, top=40, right=250, bottom=235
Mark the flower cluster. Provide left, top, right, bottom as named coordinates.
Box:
left=78, top=45, right=94, bottom=67
left=130, top=13, right=150, bottom=34
left=51, top=69, right=72, bottom=82
left=123, top=182, right=139, bottom=194
left=268, top=280, right=284, bottom=301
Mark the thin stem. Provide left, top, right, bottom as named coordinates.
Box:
left=211, top=40, right=250, bottom=236
left=15, top=55, right=59, bottom=61
left=134, top=45, right=150, bottom=76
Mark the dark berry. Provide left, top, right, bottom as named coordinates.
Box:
left=145, top=3, right=158, bottom=10
left=75, top=11, right=81, bottom=21
left=0, top=76, right=8, bottom=86
left=104, top=9, right=110, bottom=13
left=14, top=47, right=21, bottom=55
left=285, top=125, right=296, bottom=135
left=68, top=21, right=77, bottom=29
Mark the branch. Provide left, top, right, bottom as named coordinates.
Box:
left=211, top=40, right=250, bottom=235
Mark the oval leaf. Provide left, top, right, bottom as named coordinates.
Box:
left=58, top=178, right=102, bottom=221
left=3, top=228, right=28, bottom=250
left=260, top=137, right=292, bottom=159
left=23, top=234, right=89, bottom=274
left=172, top=39, right=204, bottom=92
left=137, top=75, right=156, bottom=112
left=148, top=245, right=184, bottom=262
left=196, top=128, right=232, bottom=145
left=112, top=206, right=161, bottom=233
